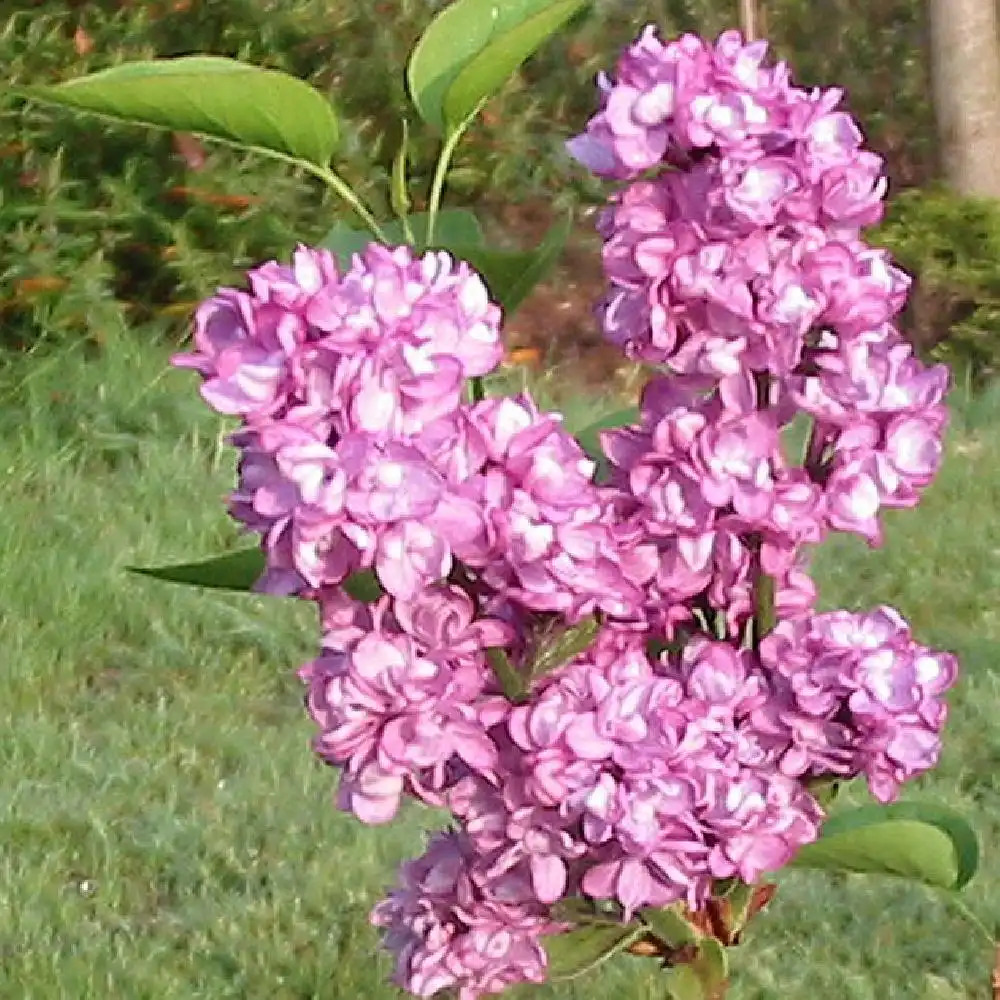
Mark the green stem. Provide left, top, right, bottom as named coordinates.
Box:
left=426, top=103, right=485, bottom=245
left=750, top=369, right=776, bottom=651
left=940, top=890, right=994, bottom=946
left=257, top=148, right=388, bottom=242
left=426, top=128, right=464, bottom=246
left=752, top=565, right=775, bottom=648
left=391, top=120, right=416, bottom=245
left=308, top=163, right=388, bottom=243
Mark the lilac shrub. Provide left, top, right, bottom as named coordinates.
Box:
left=168, top=25, right=960, bottom=1000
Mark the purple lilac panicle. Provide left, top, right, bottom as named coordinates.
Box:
left=371, top=831, right=556, bottom=999
left=168, top=27, right=960, bottom=1000
left=571, top=27, right=950, bottom=548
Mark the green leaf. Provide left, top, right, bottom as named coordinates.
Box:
left=321, top=208, right=484, bottom=266
left=544, top=921, right=644, bottom=982
left=15, top=56, right=339, bottom=169
left=442, top=0, right=590, bottom=132
left=528, top=613, right=600, bottom=681
left=407, top=0, right=591, bottom=132
left=128, top=547, right=265, bottom=592
left=435, top=209, right=572, bottom=316
left=486, top=647, right=528, bottom=702
left=551, top=898, right=623, bottom=926
left=723, top=882, right=756, bottom=936
left=805, top=776, right=843, bottom=809
left=574, top=406, right=639, bottom=482
left=663, top=938, right=729, bottom=1000
left=641, top=905, right=701, bottom=949
left=790, top=802, right=979, bottom=891
left=342, top=568, right=383, bottom=603
left=129, top=549, right=384, bottom=603
left=575, top=407, right=640, bottom=463
left=663, top=966, right=706, bottom=1000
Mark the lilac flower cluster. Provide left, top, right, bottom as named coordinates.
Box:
left=172, top=28, right=959, bottom=1000
left=755, top=607, right=957, bottom=804
left=570, top=29, right=950, bottom=548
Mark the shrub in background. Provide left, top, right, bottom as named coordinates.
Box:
left=873, top=186, right=1000, bottom=388
left=0, top=0, right=965, bottom=382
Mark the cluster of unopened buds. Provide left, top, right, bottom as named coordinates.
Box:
left=174, top=27, right=957, bottom=1000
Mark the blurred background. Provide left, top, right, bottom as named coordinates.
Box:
left=3, top=0, right=999, bottom=390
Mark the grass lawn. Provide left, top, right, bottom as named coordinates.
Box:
left=2, top=336, right=999, bottom=1000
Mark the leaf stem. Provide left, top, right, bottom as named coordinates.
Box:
left=426, top=103, right=484, bottom=245
left=391, top=119, right=416, bottom=245
left=307, top=163, right=388, bottom=243
left=750, top=370, right=776, bottom=650
left=217, top=143, right=389, bottom=242
left=940, top=890, right=995, bottom=947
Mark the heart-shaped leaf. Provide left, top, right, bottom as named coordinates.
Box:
left=15, top=57, right=339, bottom=168
left=544, top=921, right=644, bottom=981
left=407, top=0, right=591, bottom=133
left=321, top=208, right=485, bottom=266
left=129, top=548, right=384, bottom=603
left=441, top=0, right=590, bottom=132
left=435, top=208, right=572, bottom=315
left=790, top=801, right=979, bottom=891
left=641, top=905, right=701, bottom=949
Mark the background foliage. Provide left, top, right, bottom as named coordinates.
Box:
left=7, top=0, right=999, bottom=383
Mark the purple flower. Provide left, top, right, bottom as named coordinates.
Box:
left=302, top=598, right=501, bottom=823
left=172, top=289, right=290, bottom=418
left=758, top=607, right=958, bottom=801
left=496, top=631, right=823, bottom=917
left=168, top=25, right=961, bottom=999
left=371, top=832, right=556, bottom=1000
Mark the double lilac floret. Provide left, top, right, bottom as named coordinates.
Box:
left=171, top=27, right=958, bottom=1000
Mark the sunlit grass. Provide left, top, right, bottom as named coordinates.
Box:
left=2, top=339, right=998, bottom=998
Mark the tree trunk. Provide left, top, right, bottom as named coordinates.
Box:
left=928, top=0, right=1000, bottom=196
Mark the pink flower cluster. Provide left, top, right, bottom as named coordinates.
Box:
left=371, top=831, right=555, bottom=999
left=755, top=607, right=957, bottom=804
left=171, top=28, right=959, bottom=1000
left=569, top=29, right=951, bottom=547
left=604, top=369, right=821, bottom=635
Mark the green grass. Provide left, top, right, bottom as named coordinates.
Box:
left=2, top=337, right=999, bottom=999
